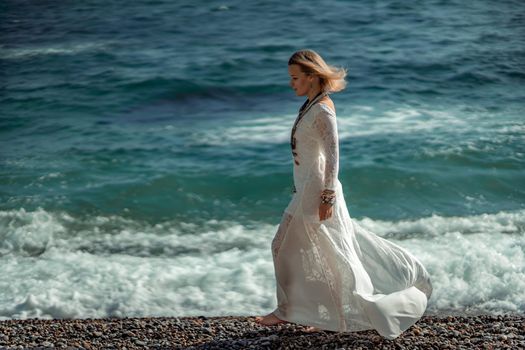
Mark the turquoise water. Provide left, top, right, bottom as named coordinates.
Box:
left=1, top=0, right=524, bottom=320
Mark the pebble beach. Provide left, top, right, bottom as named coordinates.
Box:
left=0, top=313, right=523, bottom=349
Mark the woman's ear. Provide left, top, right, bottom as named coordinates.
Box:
left=307, top=74, right=319, bottom=85
left=307, top=74, right=314, bottom=83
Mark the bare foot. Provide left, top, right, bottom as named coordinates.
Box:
left=254, top=312, right=286, bottom=326
left=304, top=326, right=321, bottom=333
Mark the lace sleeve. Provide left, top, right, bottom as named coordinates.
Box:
left=313, top=105, right=339, bottom=191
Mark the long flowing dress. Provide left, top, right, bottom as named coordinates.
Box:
left=270, top=102, right=433, bottom=340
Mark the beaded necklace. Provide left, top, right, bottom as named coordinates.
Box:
left=290, top=91, right=327, bottom=155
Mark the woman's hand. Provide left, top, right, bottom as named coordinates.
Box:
left=319, top=202, right=333, bottom=221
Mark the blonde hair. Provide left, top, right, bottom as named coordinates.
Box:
left=288, top=49, right=347, bottom=93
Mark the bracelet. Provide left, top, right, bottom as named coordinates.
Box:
left=321, top=189, right=336, bottom=205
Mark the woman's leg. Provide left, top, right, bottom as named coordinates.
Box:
left=272, top=212, right=294, bottom=260
left=255, top=212, right=294, bottom=326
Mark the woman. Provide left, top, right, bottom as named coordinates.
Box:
left=254, top=49, right=433, bottom=340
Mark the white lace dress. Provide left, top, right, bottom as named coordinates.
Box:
left=271, top=102, right=433, bottom=340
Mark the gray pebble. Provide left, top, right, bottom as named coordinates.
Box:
left=0, top=314, right=524, bottom=349
left=134, top=339, right=146, bottom=346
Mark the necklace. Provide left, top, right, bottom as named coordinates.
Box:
left=290, top=91, right=327, bottom=154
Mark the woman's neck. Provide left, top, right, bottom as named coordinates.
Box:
left=307, top=88, right=324, bottom=102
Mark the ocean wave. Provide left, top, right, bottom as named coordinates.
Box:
left=185, top=105, right=472, bottom=147
left=2, top=207, right=522, bottom=256
left=0, top=207, right=523, bottom=319
left=113, top=76, right=286, bottom=100
left=0, top=208, right=269, bottom=258
left=0, top=41, right=114, bottom=60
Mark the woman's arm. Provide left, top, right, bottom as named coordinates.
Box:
left=313, top=105, right=339, bottom=221
left=313, top=106, right=339, bottom=192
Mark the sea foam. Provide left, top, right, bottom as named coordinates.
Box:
left=0, top=207, right=523, bottom=320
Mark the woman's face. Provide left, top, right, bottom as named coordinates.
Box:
left=288, top=64, right=312, bottom=96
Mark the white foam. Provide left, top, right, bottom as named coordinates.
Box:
left=336, top=106, right=469, bottom=139
left=0, top=207, right=62, bottom=257
left=0, top=208, right=523, bottom=320
left=189, top=115, right=292, bottom=146
left=184, top=105, right=481, bottom=147
left=419, top=122, right=524, bottom=157
left=37, top=172, right=63, bottom=181
left=0, top=42, right=113, bottom=59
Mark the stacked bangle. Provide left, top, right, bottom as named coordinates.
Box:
left=321, top=189, right=336, bottom=205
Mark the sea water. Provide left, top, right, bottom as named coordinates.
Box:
left=1, top=0, right=524, bottom=320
